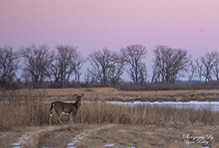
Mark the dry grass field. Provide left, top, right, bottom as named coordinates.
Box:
left=44, top=87, right=219, bottom=102
left=1, top=88, right=219, bottom=147
left=1, top=87, right=219, bottom=102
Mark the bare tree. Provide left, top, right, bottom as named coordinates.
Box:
left=138, top=63, right=147, bottom=85
left=108, top=57, right=125, bottom=85
left=212, top=52, right=219, bottom=81
left=151, top=45, right=191, bottom=83
left=188, top=59, right=198, bottom=83
left=73, top=52, right=86, bottom=82
left=20, top=69, right=32, bottom=86
left=84, top=68, right=98, bottom=86
left=20, top=44, right=54, bottom=88
left=195, top=58, right=203, bottom=81
left=84, top=68, right=91, bottom=85
left=0, top=46, right=19, bottom=88
left=88, top=48, right=124, bottom=86
left=197, top=51, right=218, bottom=82
left=120, top=44, right=147, bottom=84
left=47, top=45, right=85, bottom=87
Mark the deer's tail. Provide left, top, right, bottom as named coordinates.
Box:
left=49, top=103, right=54, bottom=117
left=50, top=103, right=54, bottom=112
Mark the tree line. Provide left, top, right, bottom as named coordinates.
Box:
left=0, top=44, right=219, bottom=89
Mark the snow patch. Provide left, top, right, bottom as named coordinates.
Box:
left=105, top=143, right=115, bottom=147
left=105, top=142, right=136, bottom=148
left=11, top=135, right=29, bottom=148
left=67, top=132, right=87, bottom=148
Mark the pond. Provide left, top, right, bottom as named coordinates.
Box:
left=105, top=101, right=219, bottom=111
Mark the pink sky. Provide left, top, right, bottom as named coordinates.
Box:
left=1, top=0, right=219, bottom=79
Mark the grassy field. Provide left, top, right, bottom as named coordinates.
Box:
left=0, top=88, right=219, bottom=147
left=1, top=87, right=219, bottom=102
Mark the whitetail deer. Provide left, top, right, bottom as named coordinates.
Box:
left=49, top=94, right=84, bottom=125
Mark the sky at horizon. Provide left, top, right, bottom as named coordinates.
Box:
left=1, top=0, right=219, bottom=81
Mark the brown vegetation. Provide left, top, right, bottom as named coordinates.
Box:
left=1, top=88, right=219, bottom=132
left=1, top=88, right=219, bottom=147
left=0, top=90, right=48, bottom=131
left=3, top=87, right=218, bottom=102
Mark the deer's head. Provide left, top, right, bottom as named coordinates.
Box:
left=74, top=94, right=84, bottom=103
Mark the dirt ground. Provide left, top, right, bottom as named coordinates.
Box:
left=1, top=124, right=219, bottom=148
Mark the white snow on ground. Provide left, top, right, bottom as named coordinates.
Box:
left=105, top=142, right=136, bottom=148
left=67, top=126, right=113, bottom=148
left=67, top=132, right=86, bottom=148
left=11, top=128, right=49, bottom=148
left=105, top=143, right=115, bottom=147
left=67, top=127, right=104, bottom=148
left=11, top=135, right=29, bottom=148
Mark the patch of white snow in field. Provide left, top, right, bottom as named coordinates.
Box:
left=105, top=143, right=115, bottom=147
left=67, top=132, right=86, bottom=148
left=11, top=135, right=29, bottom=148
left=67, top=126, right=107, bottom=148
left=105, top=142, right=136, bottom=148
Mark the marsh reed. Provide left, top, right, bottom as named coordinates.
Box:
left=1, top=89, right=219, bottom=131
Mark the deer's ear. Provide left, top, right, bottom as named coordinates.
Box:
left=74, top=94, right=78, bottom=97
left=81, top=94, right=84, bottom=97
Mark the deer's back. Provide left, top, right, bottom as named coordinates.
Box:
left=53, top=101, right=77, bottom=114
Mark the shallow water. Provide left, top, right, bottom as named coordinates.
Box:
left=105, top=101, right=219, bottom=111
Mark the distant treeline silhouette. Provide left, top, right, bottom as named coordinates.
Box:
left=0, top=44, right=219, bottom=89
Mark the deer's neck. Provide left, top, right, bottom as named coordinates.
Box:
left=75, top=101, right=81, bottom=110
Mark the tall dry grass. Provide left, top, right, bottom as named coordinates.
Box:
left=73, top=103, right=219, bottom=126
left=0, top=90, right=49, bottom=131
left=1, top=90, right=219, bottom=131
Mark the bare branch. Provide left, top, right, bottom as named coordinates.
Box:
left=88, top=48, right=124, bottom=86
left=20, top=44, right=54, bottom=88
left=120, top=44, right=147, bottom=84
left=0, top=46, right=19, bottom=88
left=152, top=45, right=191, bottom=83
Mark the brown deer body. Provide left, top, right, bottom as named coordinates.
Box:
left=49, top=94, right=84, bottom=125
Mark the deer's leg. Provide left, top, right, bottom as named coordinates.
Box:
left=69, top=112, right=73, bottom=126
left=49, top=116, right=52, bottom=125
left=57, top=114, right=64, bottom=126
left=49, top=110, right=55, bottom=117
left=49, top=111, right=56, bottom=125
